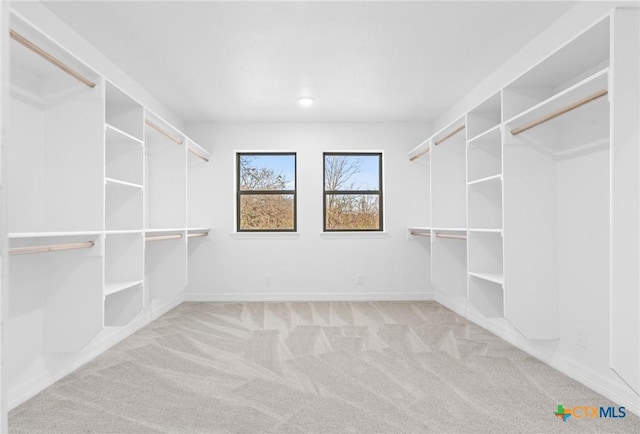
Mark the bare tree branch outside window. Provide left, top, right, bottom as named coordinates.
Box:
left=237, top=153, right=296, bottom=231
left=324, top=153, right=383, bottom=231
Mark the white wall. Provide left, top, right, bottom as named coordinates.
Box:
left=185, top=122, right=433, bottom=301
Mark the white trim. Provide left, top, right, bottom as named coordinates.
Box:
left=185, top=292, right=435, bottom=303
left=9, top=231, right=102, bottom=239
left=320, top=231, right=388, bottom=239
left=7, top=294, right=185, bottom=411
left=231, top=232, right=299, bottom=240
left=233, top=150, right=298, bottom=233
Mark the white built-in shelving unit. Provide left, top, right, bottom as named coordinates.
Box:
left=5, top=11, right=212, bottom=407
left=408, top=9, right=639, bottom=394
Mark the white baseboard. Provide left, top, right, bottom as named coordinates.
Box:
left=433, top=292, right=640, bottom=417
left=184, top=291, right=436, bottom=302
left=8, top=294, right=185, bottom=411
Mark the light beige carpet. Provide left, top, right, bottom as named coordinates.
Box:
left=9, top=301, right=640, bottom=433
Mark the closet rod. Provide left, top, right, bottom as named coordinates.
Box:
left=145, top=234, right=183, bottom=242
left=511, top=89, right=608, bottom=136
left=434, top=125, right=465, bottom=146
left=188, top=232, right=209, bottom=239
left=435, top=233, right=467, bottom=240
left=9, top=241, right=95, bottom=256
left=409, top=231, right=431, bottom=237
left=409, top=147, right=430, bottom=161
left=145, top=120, right=184, bottom=145
left=187, top=146, right=210, bottom=162
left=10, top=30, right=96, bottom=89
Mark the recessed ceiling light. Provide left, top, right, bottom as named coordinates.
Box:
left=298, top=96, right=314, bottom=107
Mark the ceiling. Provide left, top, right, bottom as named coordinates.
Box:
left=43, top=1, right=577, bottom=123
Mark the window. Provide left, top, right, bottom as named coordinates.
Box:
left=237, top=152, right=296, bottom=232
left=323, top=152, right=383, bottom=231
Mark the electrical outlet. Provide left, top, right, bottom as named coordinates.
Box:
left=265, top=275, right=272, bottom=286
left=356, top=275, right=364, bottom=285
left=575, top=326, right=587, bottom=348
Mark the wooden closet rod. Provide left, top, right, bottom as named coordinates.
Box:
left=409, top=231, right=431, bottom=237
left=435, top=233, right=467, bottom=240
left=511, top=89, right=608, bottom=136
left=10, top=30, right=96, bottom=89
left=145, top=234, right=183, bottom=242
left=188, top=232, right=209, bottom=239
left=409, top=147, right=430, bottom=161
left=9, top=241, right=95, bottom=256
left=145, top=120, right=184, bottom=145
left=434, top=125, right=465, bottom=146
left=187, top=146, right=210, bottom=162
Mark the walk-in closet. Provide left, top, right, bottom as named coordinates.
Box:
left=1, top=1, right=639, bottom=433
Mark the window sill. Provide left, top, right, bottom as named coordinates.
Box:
left=231, top=232, right=300, bottom=240
left=321, top=232, right=389, bottom=239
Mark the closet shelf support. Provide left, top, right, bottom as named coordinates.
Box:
left=145, top=119, right=184, bottom=145
left=9, top=241, right=95, bottom=256
left=511, top=89, right=608, bottom=136
left=10, top=30, right=96, bottom=89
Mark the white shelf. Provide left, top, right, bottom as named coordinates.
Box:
left=104, top=284, right=143, bottom=327
left=187, top=227, right=211, bottom=232
left=466, top=92, right=501, bottom=140
left=104, top=280, right=143, bottom=297
left=467, top=125, right=502, bottom=183
left=468, top=228, right=502, bottom=233
left=469, top=272, right=504, bottom=285
left=105, top=230, right=143, bottom=235
left=186, top=140, right=211, bottom=162
left=9, top=18, right=99, bottom=106
left=505, top=67, right=608, bottom=128
left=468, top=174, right=502, bottom=186
left=467, top=124, right=502, bottom=145
left=105, top=177, right=143, bottom=190
left=105, top=123, right=143, bottom=145
left=408, top=138, right=431, bottom=161
left=431, top=227, right=466, bottom=233
left=468, top=175, right=502, bottom=230
left=145, top=228, right=185, bottom=234
left=106, top=82, right=144, bottom=141
left=105, top=177, right=143, bottom=231
left=9, top=231, right=101, bottom=239
left=502, top=16, right=609, bottom=120
left=469, top=276, right=504, bottom=319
